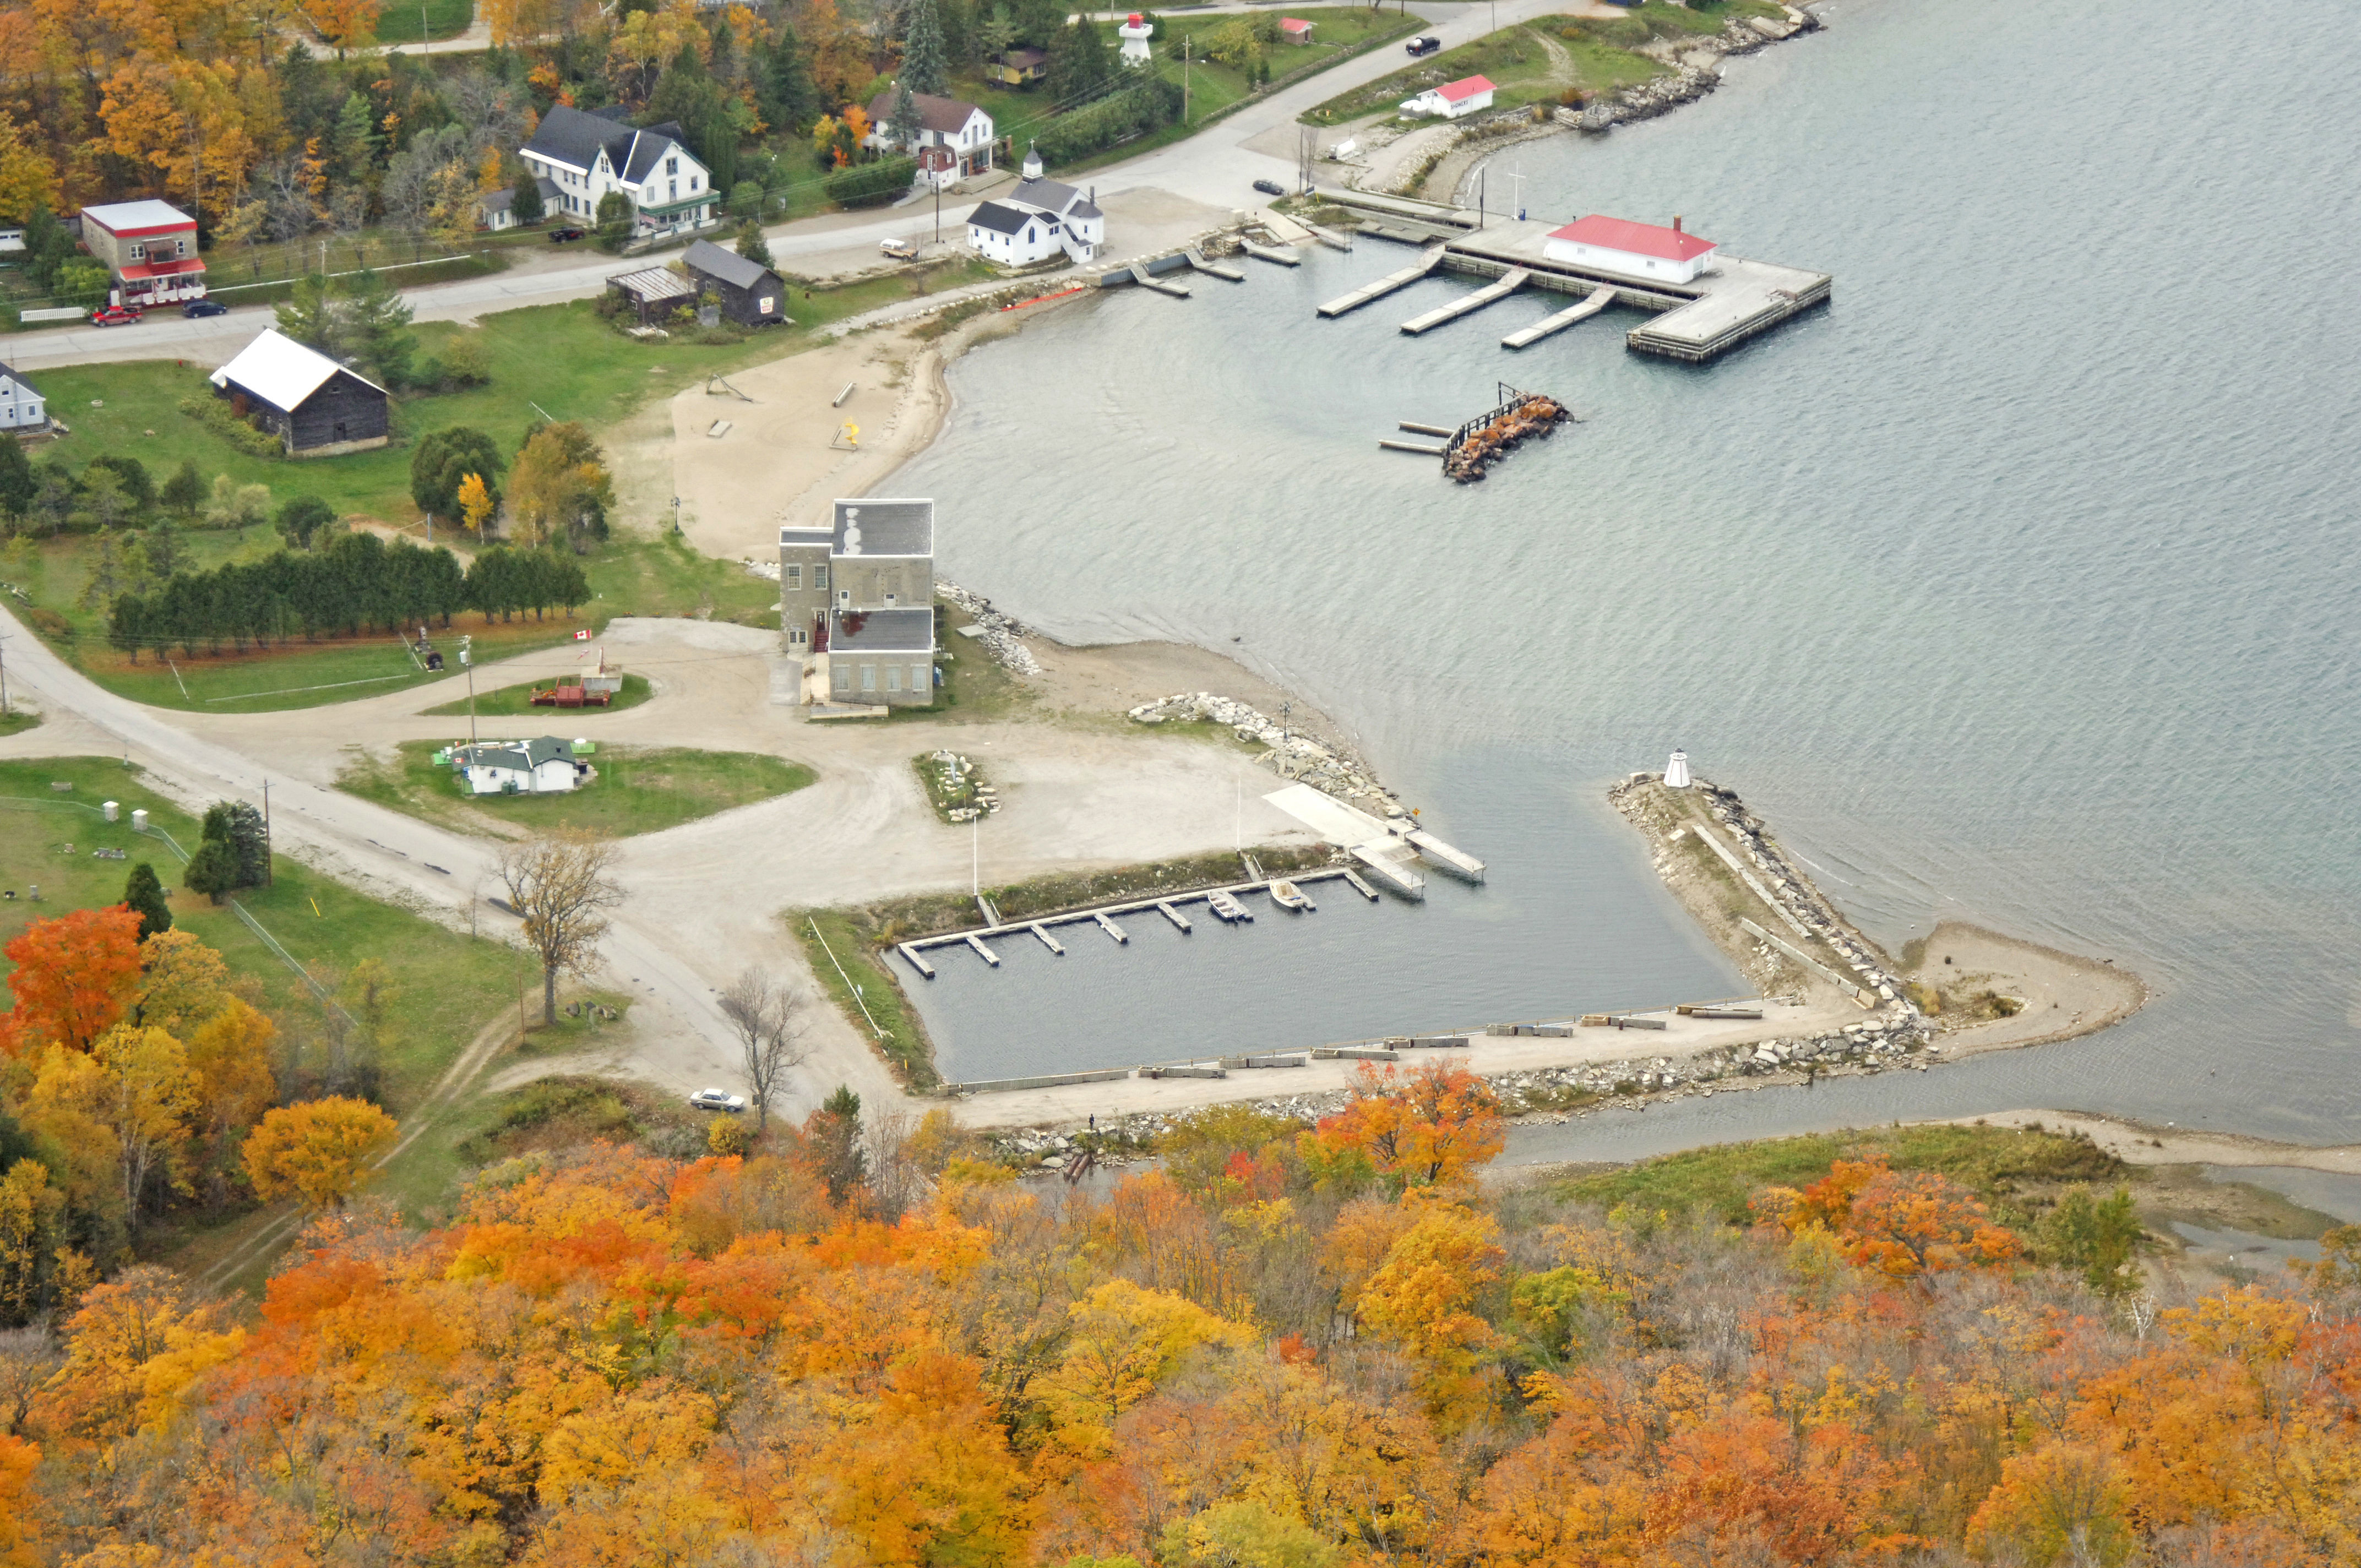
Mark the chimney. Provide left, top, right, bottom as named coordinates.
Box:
left=1673, top=216, right=1683, bottom=233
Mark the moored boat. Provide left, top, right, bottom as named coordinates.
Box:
left=1270, top=879, right=1314, bottom=912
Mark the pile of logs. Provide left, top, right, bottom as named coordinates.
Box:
left=1443, top=392, right=1571, bottom=483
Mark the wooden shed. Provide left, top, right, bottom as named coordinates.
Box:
left=206, top=329, right=389, bottom=458
left=682, top=239, right=788, bottom=327
left=606, top=265, right=698, bottom=325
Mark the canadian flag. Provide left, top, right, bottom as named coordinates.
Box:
left=573, top=629, right=590, bottom=641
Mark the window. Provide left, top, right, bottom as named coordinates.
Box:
left=885, top=666, right=902, bottom=693
left=834, top=664, right=851, bottom=692
left=785, top=564, right=802, bottom=590
left=128, top=242, right=145, bottom=260
left=911, top=665, right=929, bottom=692
left=666, top=156, right=678, bottom=175
left=813, top=564, right=828, bottom=590
left=860, top=665, right=877, bottom=692
left=691, top=176, right=700, bottom=191
left=670, top=181, right=678, bottom=201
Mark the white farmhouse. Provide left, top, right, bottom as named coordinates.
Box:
left=1544, top=214, right=1719, bottom=284
left=1401, top=74, right=1495, bottom=119
left=866, top=89, right=996, bottom=190
left=0, top=361, right=47, bottom=433
left=966, top=168, right=1104, bottom=266
left=519, top=106, right=717, bottom=243
left=453, top=737, right=586, bottom=796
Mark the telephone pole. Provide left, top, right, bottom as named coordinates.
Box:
left=461, top=635, right=477, bottom=744
left=261, top=779, right=273, bottom=885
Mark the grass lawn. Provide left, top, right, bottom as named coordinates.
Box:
left=789, top=907, right=935, bottom=1089
left=423, top=672, right=654, bottom=717
left=0, top=756, right=524, bottom=1111
left=949, top=7, right=1425, bottom=177
left=338, top=739, right=814, bottom=839
left=0, top=709, right=39, bottom=736
left=1304, top=13, right=1678, bottom=124
left=373, top=0, right=474, bottom=45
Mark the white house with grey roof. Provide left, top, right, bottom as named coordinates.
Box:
left=451, top=737, right=586, bottom=795
left=863, top=89, right=995, bottom=189
left=518, top=106, right=716, bottom=242
left=779, top=498, right=938, bottom=706
left=968, top=165, right=1104, bottom=265
left=0, top=362, right=47, bottom=433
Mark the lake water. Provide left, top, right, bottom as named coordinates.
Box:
left=895, top=0, right=2361, bottom=1151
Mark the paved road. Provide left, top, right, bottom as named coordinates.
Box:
left=0, top=0, right=1595, bottom=374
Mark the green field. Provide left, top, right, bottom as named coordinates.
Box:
left=423, top=672, right=655, bottom=718
left=338, top=739, right=814, bottom=839
left=790, top=907, right=935, bottom=1088
left=1302, top=3, right=1789, bottom=127
left=372, top=0, right=474, bottom=45
left=0, top=756, right=524, bottom=1110
left=0, top=708, right=39, bottom=736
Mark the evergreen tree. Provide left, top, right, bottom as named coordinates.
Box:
left=201, top=801, right=269, bottom=889
left=809, top=1086, right=867, bottom=1203
left=980, top=5, right=1017, bottom=63
left=330, top=92, right=379, bottom=188
left=183, top=840, right=238, bottom=905
left=761, top=24, right=820, bottom=137
left=736, top=219, right=775, bottom=271
left=85, top=455, right=154, bottom=515
left=594, top=192, right=633, bottom=252
left=891, top=77, right=920, bottom=153
left=510, top=168, right=546, bottom=226
left=160, top=459, right=206, bottom=520
left=144, top=516, right=184, bottom=580
left=122, top=862, right=172, bottom=941
left=275, top=496, right=338, bottom=549
left=411, top=427, right=505, bottom=524
left=646, top=42, right=737, bottom=192
left=342, top=270, right=416, bottom=390
left=904, top=0, right=951, bottom=96
left=1047, top=17, right=1115, bottom=104
left=0, top=435, right=32, bottom=522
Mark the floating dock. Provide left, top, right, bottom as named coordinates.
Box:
left=1401, top=268, right=1528, bottom=335
left=897, top=943, right=935, bottom=979
left=1502, top=283, right=1616, bottom=349
left=1129, top=262, right=1191, bottom=298
left=965, top=934, right=1000, bottom=967
left=1184, top=246, right=1245, bottom=282
left=1401, top=827, right=1486, bottom=882
left=1316, top=244, right=1445, bottom=318
left=1305, top=222, right=1354, bottom=252
left=1242, top=240, right=1302, bottom=267
left=1158, top=900, right=1192, bottom=932
left=1313, top=189, right=1829, bottom=363
left=1095, top=911, right=1128, bottom=944
left=1029, top=922, right=1065, bottom=955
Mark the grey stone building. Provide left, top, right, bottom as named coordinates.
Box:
left=826, top=608, right=937, bottom=706
left=780, top=498, right=937, bottom=706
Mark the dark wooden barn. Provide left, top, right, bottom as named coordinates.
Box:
left=682, top=239, right=789, bottom=328
left=207, top=329, right=390, bottom=457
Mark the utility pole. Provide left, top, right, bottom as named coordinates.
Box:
left=1509, top=164, right=1525, bottom=222
left=461, top=635, right=476, bottom=744
left=261, top=779, right=273, bottom=885
left=1183, top=35, right=1192, bottom=124
left=971, top=812, right=980, bottom=897
left=0, top=629, right=10, bottom=718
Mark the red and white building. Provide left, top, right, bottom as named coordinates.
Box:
left=1544, top=214, right=1719, bottom=284
left=78, top=200, right=207, bottom=308
left=1402, top=74, right=1495, bottom=119
left=1279, top=16, right=1316, bottom=44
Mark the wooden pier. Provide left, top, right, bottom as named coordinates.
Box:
left=1029, top=922, right=1065, bottom=955
left=1095, top=911, right=1129, bottom=944
left=1341, top=869, right=1380, bottom=901
left=906, top=869, right=1387, bottom=975
left=1401, top=267, right=1528, bottom=335
left=1502, top=283, right=1616, bottom=349
left=965, top=934, right=1000, bottom=967
left=1316, top=244, right=1445, bottom=318
left=1158, top=901, right=1192, bottom=932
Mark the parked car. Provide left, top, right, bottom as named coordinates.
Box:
left=1252, top=178, right=1286, bottom=197
left=1405, top=34, right=1441, bottom=55
left=548, top=226, right=586, bottom=243
left=880, top=236, right=919, bottom=259
left=90, top=305, right=142, bottom=326
left=182, top=300, right=228, bottom=318
left=687, top=1088, right=747, bottom=1113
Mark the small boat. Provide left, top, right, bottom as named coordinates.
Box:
left=1269, top=880, right=1315, bottom=912
left=1207, top=890, right=1252, bottom=923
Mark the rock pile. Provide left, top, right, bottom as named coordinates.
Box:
left=1588, top=9, right=1820, bottom=130
left=1126, top=692, right=1400, bottom=811
left=925, top=749, right=999, bottom=823
left=937, top=580, right=1043, bottom=676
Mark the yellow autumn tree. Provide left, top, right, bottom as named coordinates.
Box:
left=242, top=1095, right=396, bottom=1210
left=457, top=471, right=496, bottom=535
left=1036, top=1278, right=1252, bottom=1452
left=0, top=111, right=59, bottom=224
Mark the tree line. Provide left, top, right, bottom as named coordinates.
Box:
left=105, top=532, right=590, bottom=658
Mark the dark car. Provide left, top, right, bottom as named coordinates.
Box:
left=183, top=300, right=228, bottom=318
left=90, top=305, right=142, bottom=326
left=1406, top=34, right=1441, bottom=56
left=1252, top=178, right=1286, bottom=197
left=548, top=226, right=586, bottom=243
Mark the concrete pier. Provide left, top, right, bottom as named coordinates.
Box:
left=1095, top=911, right=1129, bottom=943
left=1158, top=900, right=1192, bottom=932
left=897, top=943, right=936, bottom=979
left=1029, top=922, right=1066, bottom=955
left=1502, top=282, right=1616, bottom=349
left=1242, top=240, right=1302, bottom=267
left=1401, top=268, right=1530, bottom=335
left=1184, top=246, right=1245, bottom=282
left=966, top=934, right=1000, bottom=967
left=1380, top=438, right=1448, bottom=455
left=1403, top=827, right=1487, bottom=881
left=1350, top=844, right=1426, bottom=900
left=1342, top=869, right=1380, bottom=900
left=1317, top=244, right=1445, bottom=318
left=1129, top=262, right=1191, bottom=298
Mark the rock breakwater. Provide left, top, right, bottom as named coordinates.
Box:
left=938, top=580, right=1043, bottom=675
left=1127, top=692, right=1401, bottom=812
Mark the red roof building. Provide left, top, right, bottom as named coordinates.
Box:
left=1543, top=214, right=1719, bottom=284
left=1279, top=16, right=1315, bottom=41
left=78, top=200, right=208, bottom=307
left=1403, top=74, right=1497, bottom=119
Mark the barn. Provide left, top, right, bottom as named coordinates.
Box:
left=206, top=329, right=390, bottom=458
left=682, top=239, right=788, bottom=327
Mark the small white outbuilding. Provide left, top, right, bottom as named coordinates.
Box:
left=1544, top=214, right=1720, bottom=285
left=454, top=737, right=586, bottom=796
left=1402, top=74, right=1495, bottom=119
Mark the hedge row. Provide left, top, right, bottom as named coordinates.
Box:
left=1033, top=78, right=1185, bottom=168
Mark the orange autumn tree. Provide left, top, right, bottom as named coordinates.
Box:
left=1, top=904, right=144, bottom=1057
left=1297, top=1060, right=1504, bottom=1193
left=242, top=1096, right=398, bottom=1210
left=1754, top=1155, right=2020, bottom=1280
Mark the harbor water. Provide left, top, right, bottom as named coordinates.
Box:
left=896, top=0, right=2361, bottom=1153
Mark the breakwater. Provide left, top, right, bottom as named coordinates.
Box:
left=1127, top=690, right=1399, bottom=812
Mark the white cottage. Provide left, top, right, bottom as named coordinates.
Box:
left=519, top=106, right=717, bottom=242
left=865, top=89, right=996, bottom=190
left=0, top=361, right=47, bottom=433
left=453, top=737, right=585, bottom=796
left=1543, top=214, right=1719, bottom=284
left=1402, top=74, right=1495, bottom=119
left=967, top=166, right=1105, bottom=266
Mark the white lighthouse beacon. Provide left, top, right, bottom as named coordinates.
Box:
left=1118, top=12, right=1155, bottom=66
left=1664, top=749, right=1691, bottom=790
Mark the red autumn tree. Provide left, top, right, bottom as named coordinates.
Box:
left=1758, top=1156, right=2020, bottom=1280
left=1, top=905, right=144, bottom=1057
left=1298, top=1061, right=1504, bottom=1193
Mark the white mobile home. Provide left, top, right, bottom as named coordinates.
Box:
left=453, top=737, right=586, bottom=795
